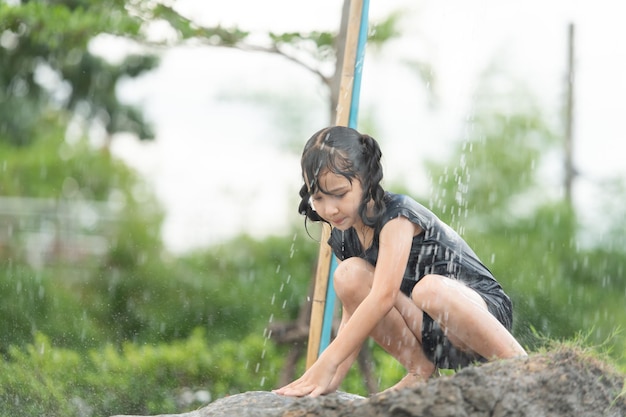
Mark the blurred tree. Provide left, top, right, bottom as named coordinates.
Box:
left=0, top=114, right=165, bottom=350
left=147, top=0, right=427, bottom=125
left=0, top=0, right=173, bottom=350
left=0, top=0, right=416, bottom=356
left=0, top=0, right=157, bottom=147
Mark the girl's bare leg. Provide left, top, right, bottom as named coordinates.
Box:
left=411, top=274, right=527, bottom=360
left=333, top=262, right=526, bottom=392
left=333, top=258, right=435, bottom=390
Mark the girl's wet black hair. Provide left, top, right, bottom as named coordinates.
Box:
left=298, top=126, right=386, bottom=230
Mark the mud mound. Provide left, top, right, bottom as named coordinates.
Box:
left=111, top=347, right=626, bottom=417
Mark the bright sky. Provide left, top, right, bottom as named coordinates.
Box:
left=107, top=0, right=626, bottom=253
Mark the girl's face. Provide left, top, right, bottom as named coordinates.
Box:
left=308, top=170, right=364, bottom=231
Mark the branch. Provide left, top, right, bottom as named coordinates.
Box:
left=236, top=42, right=332, bottom=88
left=149, top=4, right=332, bottom=88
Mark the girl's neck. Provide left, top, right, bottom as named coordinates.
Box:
left=355, top=222, right=374, bottom=251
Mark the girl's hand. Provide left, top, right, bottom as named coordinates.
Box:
left=273, top=358, right=340, bottom=397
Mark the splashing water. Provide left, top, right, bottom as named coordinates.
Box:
left=429, top=116, right=475, bottom=236
left=257, top=233, right=300, bottom=388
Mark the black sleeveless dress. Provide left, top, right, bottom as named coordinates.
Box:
left=328, top=192, right=513, bottom=369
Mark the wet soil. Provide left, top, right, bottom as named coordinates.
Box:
left=111, top=346, right=626, bottom=417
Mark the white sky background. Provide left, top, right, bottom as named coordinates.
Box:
left=106, top=0, right=626, bottom=254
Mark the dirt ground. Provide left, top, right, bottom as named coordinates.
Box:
left=334, top=347, right=626, bottom=417
left=111, top=346, right=626, bottom=417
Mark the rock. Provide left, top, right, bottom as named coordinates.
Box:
left=110, top=391, right=365, bottom=417
left=111, top=347, right=626, bottom=417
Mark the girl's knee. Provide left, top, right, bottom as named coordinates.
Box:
left=412, top=274, right=487, bottom=317
left=333, top=257, right=373, bottom=298
left=411, top=274, right=441, bottom=298
left=411, top=274, right=448, bottom=310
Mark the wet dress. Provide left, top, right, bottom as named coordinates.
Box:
left=328, top=192, right=513, bottom=369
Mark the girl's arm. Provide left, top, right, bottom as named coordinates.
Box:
left=275, top=216, right=417, bottom=396
left=319, top=216, right=415, bottom=366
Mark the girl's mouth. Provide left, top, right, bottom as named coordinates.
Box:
left=332, top=217, right=346, bottom=227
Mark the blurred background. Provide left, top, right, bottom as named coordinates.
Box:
left=111, top=0, right=625, bottom=253
left=1, top=0, right=625, bottom=416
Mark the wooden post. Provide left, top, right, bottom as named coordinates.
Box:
left=306, top=0, right=366, bottom=370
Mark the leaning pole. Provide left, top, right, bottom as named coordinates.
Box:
left=306, top=0, right=370, bottom=369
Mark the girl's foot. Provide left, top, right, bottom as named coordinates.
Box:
left=380, top=373, right=427, bottom=394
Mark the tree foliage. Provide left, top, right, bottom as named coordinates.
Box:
left=0, top=0, right=157, bottom=147
left=147, top=0, right=406, bottom=121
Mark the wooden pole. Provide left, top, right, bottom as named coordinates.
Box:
left=306, top=0, right=365, bottom=370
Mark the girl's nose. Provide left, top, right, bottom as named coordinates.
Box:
left=323, top=202, right=339, bottom=217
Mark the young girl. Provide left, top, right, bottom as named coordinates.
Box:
left=274, top=126, right=527, bottom=397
